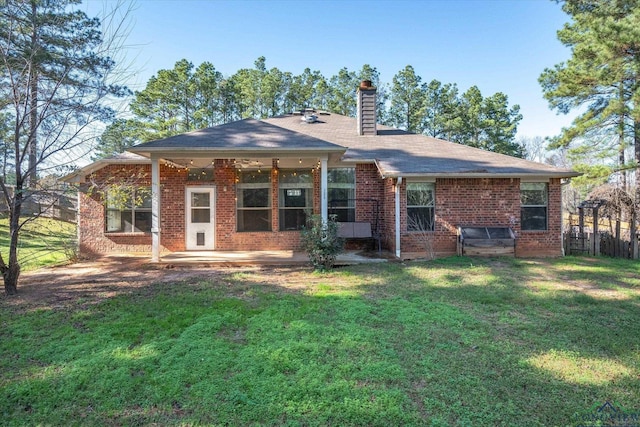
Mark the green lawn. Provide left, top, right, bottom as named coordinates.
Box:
left=1, top=256, right=639, bottom=426
left=0, top=217, right=76, bottom=271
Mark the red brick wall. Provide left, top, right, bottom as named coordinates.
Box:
left=78, top=164, right=154, bottom=256
left=515, top=178, right=563, bottom=257
left=399, top=178, right=563, bottom=258
left=214, top=160, right=304, bottom=250
left=78, top=162, right=563, bottom=257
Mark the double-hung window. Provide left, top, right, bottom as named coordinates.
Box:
left=279, top=169, right=312, bottom=231
left=521, top=183, right=547, bottom=230
left=407, top=182, right=435, bottom=231
left=105, top=187, right=152, bottom=233
left=328, top=168, right=355, bottom=222
left=237, top=170, right=272, bottom=232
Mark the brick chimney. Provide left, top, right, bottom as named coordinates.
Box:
left=357, top=80, right=377, bottom=136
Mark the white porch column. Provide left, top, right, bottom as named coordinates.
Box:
left=151, top=155, right=161, bottom=262
left=320, top=156, right=328, bottom=223
left=395, top=176, right=402, bottom=258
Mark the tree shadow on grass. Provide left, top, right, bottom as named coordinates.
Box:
left=1, top=256, right=639, bottom=426
left=348, top=256, right=640, bottom=425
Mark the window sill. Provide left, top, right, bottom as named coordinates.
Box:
left=105, top=232, right=151, bottom=237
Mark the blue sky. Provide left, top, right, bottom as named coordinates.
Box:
left=86, top=0, right=575, bottom=140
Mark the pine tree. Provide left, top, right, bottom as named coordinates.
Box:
left=327, top=67, right=359, bottom=117
left=0, top=0, right=129, bottom=294
left=388, top=65, right=426, bottom=133
left=540, top=0, right=640, bottom=192
left=422, top=80, right=459, bottom=140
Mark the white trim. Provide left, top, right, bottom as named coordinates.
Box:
left=185, top=186, right=216, bottom=250
left=520, top=177, right=551, bottom=183
left=151, top=156, right=161, bottom=262
left=76, top=190, right=81, bottom=253
left=380, top=172, right=578, bottom=179
left=395, top=176, right=402, bottom=258
left=405, top=177, right=436, bottom=183
left=320, top=156, right=328, bottom=223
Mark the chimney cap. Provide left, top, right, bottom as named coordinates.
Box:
left=359, top=80, right=375, bottom=90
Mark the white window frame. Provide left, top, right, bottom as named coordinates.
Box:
left=406, top=182, right=435, bottom=232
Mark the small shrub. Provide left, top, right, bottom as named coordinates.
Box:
left=301, top=214, right=344, bottom=271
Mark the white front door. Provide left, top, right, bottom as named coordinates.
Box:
left=186, top=187, right=215, bottom=250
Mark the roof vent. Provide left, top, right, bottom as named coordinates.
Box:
left=301, top=112, right=318, bottom=123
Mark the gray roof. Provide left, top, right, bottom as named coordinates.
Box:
left=264, top=114, right=578, bottom=178
left=126, top=113, right=578, bottom=179
left=63, top=152, right=150, bottom=183
left=129, top=118, right=345, bottom=156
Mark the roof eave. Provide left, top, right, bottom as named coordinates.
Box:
left=128, top=147, right=346, bottom=159
left=62, top=157, right=152, bottom=183
left=379, top=171, right=583, bottom=180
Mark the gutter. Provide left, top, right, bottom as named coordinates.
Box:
left=560, top=178, right=573, bottom=256
left=380, top=172, right=582, bottom=180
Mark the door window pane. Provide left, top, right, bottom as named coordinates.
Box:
left=191, top=192, right=210, bottom=208
left=192, top=208, right=211, bottom=223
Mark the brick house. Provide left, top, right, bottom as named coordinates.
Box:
left=67, top=81, right=579, bottom=260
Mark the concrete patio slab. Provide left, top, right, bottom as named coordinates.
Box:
left=154, top=250, right=390, bottom=267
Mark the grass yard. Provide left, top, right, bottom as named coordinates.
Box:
left=1, top=256, right=639, bottom=426
left=0, top=217, right=76, bottom=271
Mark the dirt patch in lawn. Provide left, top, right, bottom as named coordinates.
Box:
left=0, top=256, right=313, bottom=313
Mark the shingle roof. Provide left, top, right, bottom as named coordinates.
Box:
left=130, top=118, right=345, bottom=154
left=264, top=114, right=578, bottom=178
left=62, top=152, right=150, bottom=183
left=127, top=113, right=578, bottom=179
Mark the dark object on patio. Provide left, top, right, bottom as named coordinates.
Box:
left=457, top=226, right=516, bottom=256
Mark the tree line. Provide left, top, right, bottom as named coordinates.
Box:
left=95, top=58, right=525, bottom=159
left=540, top=0, right=640, bottom=201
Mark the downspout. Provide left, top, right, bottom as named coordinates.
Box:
left=561, top=179, right=569, bottom=256
left=395, top=176, right=402, bottom=258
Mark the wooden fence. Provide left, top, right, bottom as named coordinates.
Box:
left=563, top=232, right=640, bottom=259
left=0, top=187, right=76, bottom=222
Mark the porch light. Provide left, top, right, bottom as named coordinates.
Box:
left=299, top=158, right=302, bottom=164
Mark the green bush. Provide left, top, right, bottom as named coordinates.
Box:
left=300, top=214, right=344, bottom=271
